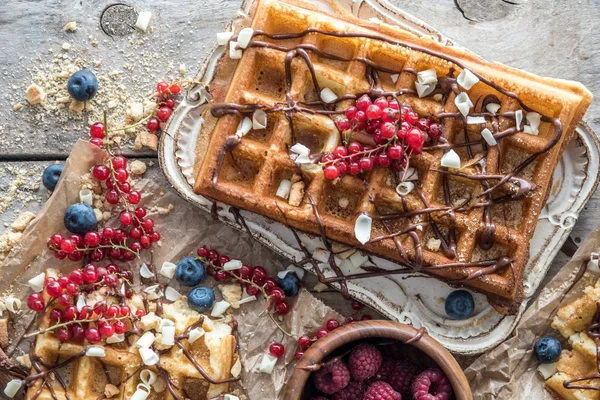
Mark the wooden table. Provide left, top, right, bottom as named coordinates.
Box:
left=0, top=0, right=598, bottom=337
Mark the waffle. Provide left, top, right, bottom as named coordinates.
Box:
left=542, top=277, right=600, bottom=399
left=24, top=271, right=237, bottom=400
left=193, top=0, right=592, bottom=314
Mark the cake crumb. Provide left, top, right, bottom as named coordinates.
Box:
left=61, top=43, right=71, bottom=51
left=69, top=100, right=85, bottom=113
left=104, top=384, right=119, bottom=398
left=0, top=319, right=8, bottom=348
left=11, top=212, right=36, bottom=231
left=64, top=21, right=77, bottom=32
left=13, top=103, right=23, bottom=111
left=16, top=354, right=31, bottom=369
left=130, top=160, right=147, bottom=175
left=288, top=181, right=305, bottom=207
left=26, top=83, right=45, bottom=104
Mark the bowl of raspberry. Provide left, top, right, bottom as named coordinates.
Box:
left=285, top=320, right=472, bottom=400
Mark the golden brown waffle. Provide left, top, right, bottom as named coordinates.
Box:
left=24, top=273, right=237, bottom=400
left=193, top=0, right=592, bottom=314
left=542, top=278, right=600, bottom=399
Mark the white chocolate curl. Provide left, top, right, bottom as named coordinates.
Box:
left=5, top=297, right=21, bottom=314
left=130, top=385, right=151, bottom=400
left=396, top=182, right=415, bottom=196
left=188, top=328, right=205, bottom=344
left=140, top=369, right=157, bottom=386
left=441, top=150, right=461, bottom=169
left=229, top=41, right=242, bottom=59
left=79, top=188, right=93, bottom=205
left=354, top=214, right=372, bottom=245
left=417, top=69, right=438, bottom=85
left=259, top=353, right=278, bottom=374
left=481, top=128, right=497, bottom=146
left=216, top=32, right=233, bottom=46
left=85, top=346, right=106, bottom=357
left=252, top=110, right=267, bottom=130
left=135, top=332, right=155, bottom=348
left=457, top=69, right=479, bottom=90
left=237, top=28, right=254, bottom=49
left=159, top=262, right=176, bottom=279
left=320, top=88, right=338, bottom=103
left=454, top=92, right=473, bottom=117
left=28, top=272, right=45, bottom=292
left=139, top=348, right=159, bottom=366
left=3, top=380, right=23, bottom=398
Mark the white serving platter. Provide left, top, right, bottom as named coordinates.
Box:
left=158, top=0, right=600, bottom=354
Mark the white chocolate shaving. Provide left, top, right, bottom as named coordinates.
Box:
left=415, top=82, right=435, bottom=98
left=6, top=297, right=21, bottom=314
left=135, top=332, right=155, bottom=348
left=403, top=167, right=419, bottom=181
left=486, top=103, right=501, bottom=115
left=135, top=11, right=152, bottom=32
left=236, top=117, right=252, bottom=137
left=588, top=255, right=600, bottom=273
left=3, top=380, right=23, bottom=398
left=252, top=110, right=267, bottom=130
left=106, top=334, right=125, bottom=344
left=276, top=179, right=292, bottom=199
left=188, top=328, right=205, bottom=344
left=139, top=348, right=159, bottom=366
left=417, top=69, right=438, bottom=85
left=396, top=182, right=415, bottom=196
left=515, top=110, right=523, bottom=130
left=85, top=346, right=106, bottom=357
left=230, top=359, right=242, bottom=378
left=441, top=149, right=461, bottom=169
left=466, top=116, right=486, bottom=125
left=523, top=125, right=539, bottom=135
left=390, top=73, right=399, bottom=83
left=165, top=287, right=182, bottom=302
left=454, top=92, right=473, bottom=117
left=157, top=318, right=174, bottom=333
left=217, top=32, right=234, bottom=46
left=354, top=214, right=372, bottom=245
left=79, top=188, right=93, bottom=206
left=211, top=300, right=231, bottom=317
left=259, top=353, right=278, bottom=374
left=76, top=294, right=86, bottom=312
left=159, top=262, right=176, bottom=279
left=229, top=41, right=242, bottom=59
left=223, top=260, right=243, bottom=271
left=320, top=88, right=338, bottom=103
left=161, top=326, right=175, bottom=346
left=225, top=395, right=240, bottom=400
left=457, top=69, right=479, bottom=90
left=526, top=111, right=542, bottom=130
left=130, top=386, right=150, bottom=400
left=237, top=295, right=257, bottom=305
left=481, top=128, right=497, bottom=146
left=139, top=263, right=154, bottom=279
left=537, top=363, right=558, bottom=380
left=237, top=28, right=254, bottom=49
left=28, top=273, right=46, bottom=293
left=140, top=369, right=157, bottom=386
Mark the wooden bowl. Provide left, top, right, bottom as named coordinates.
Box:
left=285, top=320, right=472, bottom=399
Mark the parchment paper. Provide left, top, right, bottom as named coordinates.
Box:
left=465, top=225, right=600, bottom=399
left=0, top=140, right=340, bottom=399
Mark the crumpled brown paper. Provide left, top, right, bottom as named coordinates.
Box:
left=0, top=140, right=340, bottom=399
left=235, top=289, right=341, bottom=399
left=465, top=225, right=600, bottom=399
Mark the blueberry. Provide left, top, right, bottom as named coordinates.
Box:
left=42, top=164, right=64, bottom=191
left=444, top=290, right=475, bottom=320
left=67, top=70, right=98, bottom=102
left=64, top=203, right=97, bottom=235
left=188, top=286, right=215, bottom=312
left=175, top=256, right=206, bottom=286
left=534, top=337, right=562, bottom=363
left=276, top=273, right=299, bottom=297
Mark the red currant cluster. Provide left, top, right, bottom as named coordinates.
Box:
left=197, top=245, right=292, bottom=315
left=26, top=264, right=142, bottom=343
left=294, top=301, right=372, bottom=360
left=46, top=154, right=160, bottom=262
left=323, top=95, right=441, bottom=180
left=147, top=81, right=181, bottom=133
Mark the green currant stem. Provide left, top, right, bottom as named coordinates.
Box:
left=76, top=244, right=140, bottom=258
left=110, top=113, right=153, bottom=133
left=24, top=315, right=131, bottom=338
left=267, top=312, right=293, bottom=337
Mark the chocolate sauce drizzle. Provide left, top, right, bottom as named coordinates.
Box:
left=207, top=25, right=564, bottom=298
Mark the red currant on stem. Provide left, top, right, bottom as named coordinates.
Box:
left=147, top=118, right=160, bottom=132
left=69, top=270, right=84, bottom=284
left=197, top=245, right=209, bottom=258
left=114, top=168, right=129, bottom=183
left=128, top=191, right=141, bottom=204
left=169, top=82, right=181, bottom=95
left=351, top=301, right=364, bottom=310
left=165, top=98, right=175, bottom=108
left=297, top=335, right=312, bottom=350
left=49, top=308, right=62, bottom=323
left=84, top=231, right=101, bottom=247
left=90, top=138, right=104, bottom=147
left=55, top=327, right=71, bottom=343
left=90, top=122, right=106, bottom=139
left=275, top=301, right=289, bottom=315
left=295, top=351, right=304, bottom=360
left=111, top=155, right=127, bottom=170
left=64, top=306, right=77, bottom=321
left=269, top=343, right=285, bottom=358
left=71, top=325, right=86, bottom=341
left=60, top=238, right=77, bottom=254
left=58, top=293, right=72, bottom=307
left=120, top=211, right=134, bottom=226
left=157, top=106, right=172, bottom=122
left=106, top=190, right=119, bottom=205
left=316, top=329, right=329, bottom=339
left=326, top=319, right=340, bottom=331
left=361, top=314, right=373, bottom=321
left=27, top=293, right=45, bottom=312
left=114, top=320, right=127, bottom=334
left=156, top=81, right=169, bottom=94
left=45, top=281, right=62, bottom=297
left=269, top=287, right=285, bottom=303
left=135, top=309, right=146, bottom=318
left=85, top=328, right=101, bottom=343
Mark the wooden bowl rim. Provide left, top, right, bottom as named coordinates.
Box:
left=285, top=320, right=473, bottom=400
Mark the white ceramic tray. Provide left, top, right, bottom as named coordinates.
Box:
left=158, top=0, right=600, bottom=354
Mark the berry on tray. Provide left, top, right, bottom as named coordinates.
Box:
left=277, top=273, right=299, bottom=297
left=175, top=256, right=206, bottom=286
left=444, top=290, right=475, bottom=320
left=67, top=70, right=98, bottom=102
left=42, top=164, right=64, bottom=191
left=312, top=359, right=351, bottom=394
left=348, top=343, right=383, bottom=381
left=533, top=337, right=561, bottom=363
left=411, top=368, right=453, bottom=400
left=187, top=286, right=215, bottom=312
left=363, top=381, right=400, bottom=400
left=63, top=203, right=97, bottom=235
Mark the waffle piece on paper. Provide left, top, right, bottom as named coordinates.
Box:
left=193, top=0, right=592, bottom=314
left=542, top=276, right=600, bottom=399
left=24, top=271, right=237, bottom=400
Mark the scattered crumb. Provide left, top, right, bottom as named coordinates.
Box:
left=16, top=354, right=31, bottom=369
left=219, top=284, right=242, bottom=308
left=104, top=384, right=119, bottom=398
left=13, top=103, right=23, bottom=111
left=61, top=43, right=71, bottom=51
left=179, top=63, right=186, bottom=75
left=26, top=83, right=45, bottom=104
left=64, top=21, right=77, bottom=32
left=130, top=160, right=147, bottom=175
left=69, top=100, right=85, bottom=113
left=313, top=282, right=328, bottom=292
left=155, top=204, right=174, bottom=215
left=11, top=212, right=36, bottom=231
left=0, top=319, right=7, bottom=348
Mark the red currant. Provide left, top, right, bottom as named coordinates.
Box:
left=83, top=270, right=99, bottom=284
left=365, top=104, right=382, bottom=120
left=336, top=118, right=351, bottom=131
left=119, top=211, right=134, bottom=226
left=68, top=251, right=84, bottom=262
left=114, top=168, right=128, bottom=183
left=72, top=325, right=86, bottom=341
left=380, top=122, right=396, bottom=139
left=351, top=301, right=364, bottom=310
left=156, top=81, right=169, bottom=94
left=295, top=351, right=304, bottom=360
left=127, top=191, right=141, bottom=204
left=356, top=94, right=372, bottom=112
left=316, top=329, right=329, bottom=339
left=118, top=182, right=131, bottom=193
left=85, top=328, right=101, bottom=343
left=197, top=246, right=209, bottom=258
left=46, top=281, right=62, bottom=297
left=157, top=106, right=172, bottom=122
left=298, top=335, right=312, bottom=350
left=55, top=327, right=71, bottom=343
left=27, top=295, right=45, bottom=312
left=169, top=82, right=181, bottom=95
left=90, top=122, right=106, bottom=139
left=69, top=270, right=84, bottom=284
left=58, top=293, right=72, bottom=307
left=361, top=314, right=373, bottom=320
left=135, top=309, right=146, bottom=318
left=377, top=153, right=391, bottom=168
left=348, top=142, right=363, bottom=154
left=49, top=308, right=63, bottom=323
left=65, top=282, right=78, bottom=296
left=142, top=218, right=154, bottom=231
left=147, top=118, right=160, bottom=132
left=324, top=165, right=339, bottom=180
left=50, top=233, right=64, bottom=248
left=114, top=320, right=127, bottom=334
left=406, top=128, right=425, bottom=154
left=428, top=123, right=442, bottom=139
left=349, top=162, right=361, bottom=175
left=90, top=138, right=104, bottom=147
left=336, top=161, right=348, bottom=175
left=106, top=190, right=119, bottom=205
left=83, top=231, right=101, bottom=247
left=151, top=232, right=161, bottom=242
left=359, top=158, right=374, bottom=171
left=345, top=106, right=358, bottom=120
left=120, top=305, right=131, bottom=316
left=60, top=238, right=76, bottom=254
left=102, top=227, right=115, bottom=239
left=387, top=145, right=403, bottom=160
left=165, top=98, right=175, bottom=108
left=92, top=164, right=110, bottom=181
left=326, top=319, right=340, bottom=331
left=105, top=305, right=120, bottom=318
left=63, top=306, right=77, bottom=321
left=275, top=301, right=289, bottom=315
left=269, top=287, right=285, bottom=303
left=269, top=343, right=285, bottom=358
left=333, top=146, right=348, bottom=158
left=246, top=285, right=259, bottom=296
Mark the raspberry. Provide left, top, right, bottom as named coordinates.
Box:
left=411, top=368, right=453, bottom=400
left=348, top=344, right=382, bottom=381
left=363, top=381, right=401, bottom=400
left=388, top=360, right=419, bottom=399
left=371, top=358, right=395, bottom=383
left=332, top=380, right=364, bottom=400
left=312, top=360, right=351, bottom=394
